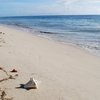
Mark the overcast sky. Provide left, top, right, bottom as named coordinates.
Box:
left=0, top=0, right=100, bottom=16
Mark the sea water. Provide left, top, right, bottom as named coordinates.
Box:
left=0, top=15, right=100, bottom=56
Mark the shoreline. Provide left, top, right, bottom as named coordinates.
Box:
left=0, top=25, right=100, bottom=100
left=1, top=24, right=100, bottom=58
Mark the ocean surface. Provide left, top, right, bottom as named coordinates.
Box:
left=0, top=15, right=100, bottom=56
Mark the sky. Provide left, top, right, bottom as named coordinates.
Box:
left=0, top=0, right=100, bottom=16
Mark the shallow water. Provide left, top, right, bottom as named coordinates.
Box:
left=0, top=15, right=100, bottom=56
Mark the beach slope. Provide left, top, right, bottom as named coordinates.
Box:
left=0, top=25, right=100, bottom=100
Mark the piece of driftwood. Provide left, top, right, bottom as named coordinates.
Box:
left=0, top=67, right=16, bottom=83
left=0, top=75, right=15, bottom=83
left=0, top=67, right=9, bottom=76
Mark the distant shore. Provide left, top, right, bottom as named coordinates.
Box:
left=0, top=25, right=100, bottom=100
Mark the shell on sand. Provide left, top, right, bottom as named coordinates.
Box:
left=23, top=78, right=37, bottom=89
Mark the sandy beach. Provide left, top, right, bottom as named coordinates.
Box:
left=0, top=25, right=100, bottom=100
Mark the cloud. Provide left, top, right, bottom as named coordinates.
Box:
left=57, top=0, right=78, bottom=5
left=0, top=0, right=100, bottom=16
left=57, top=0, right=100, bottom=5
left=52, top=0, right=100, bottom=15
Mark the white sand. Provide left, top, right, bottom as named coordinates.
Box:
left=0, top=25, right=100, bottom=100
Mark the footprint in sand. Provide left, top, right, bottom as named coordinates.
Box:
left=0, top=89, right=13, bottom=100
left=0, top=32, right=6, bottom=47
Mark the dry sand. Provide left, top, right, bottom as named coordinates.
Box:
left=0, top=25, right=100, bottom=100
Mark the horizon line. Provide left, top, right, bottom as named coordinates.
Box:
left=1, top=14, right=100, bottom=18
